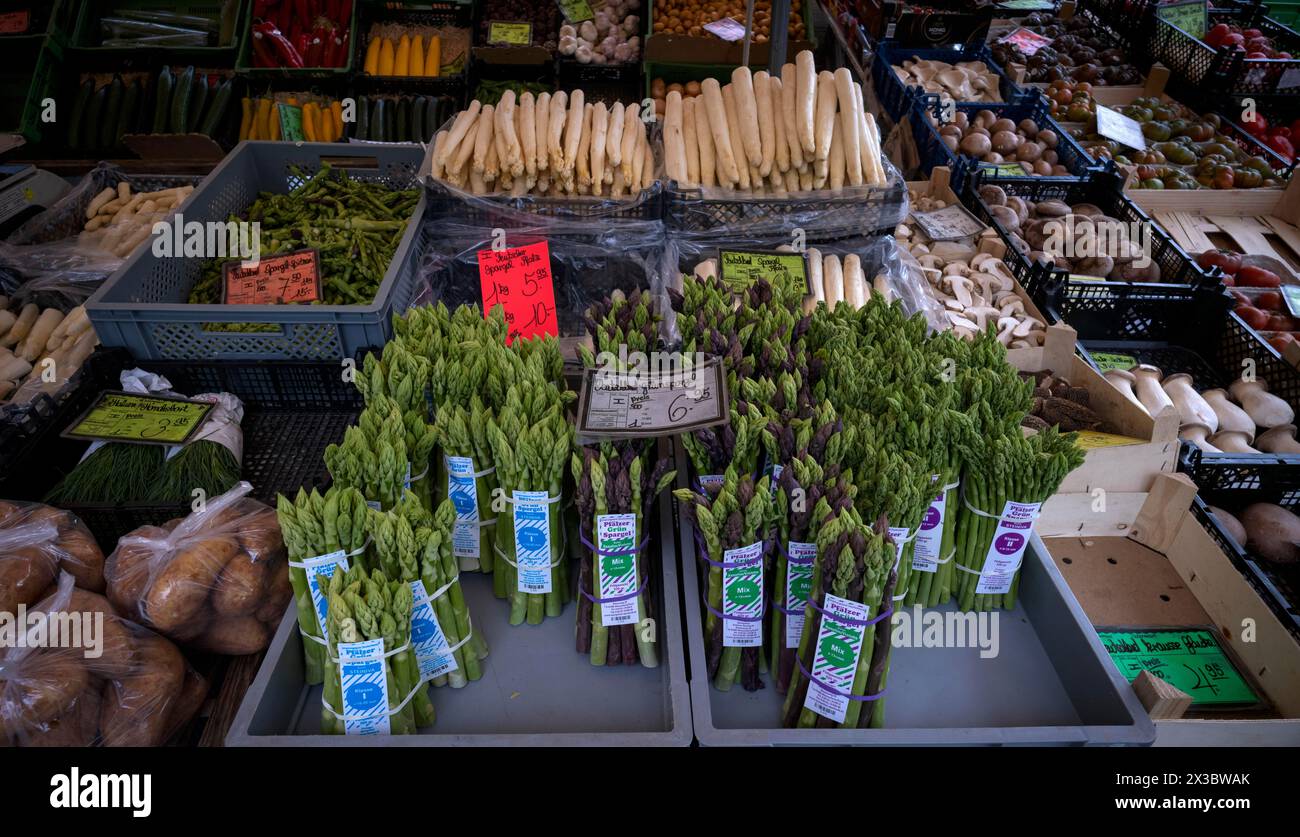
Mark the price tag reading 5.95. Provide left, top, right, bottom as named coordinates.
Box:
left=63, top=392, right=215, bottom=446
left=477, top=240, right=558, bottom=345
left=222, top=247, right=321, bottom=305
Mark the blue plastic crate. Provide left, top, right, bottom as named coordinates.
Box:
left=873, top=40, right=1025, bottom=123
left=908, top=91, right=1097, bottom=180
left=86, top=141, right=426, bottom=361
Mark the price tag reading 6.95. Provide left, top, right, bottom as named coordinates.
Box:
left=477, top=240, right=558, bottom=345
left=222, top=247, right=322, bottom=305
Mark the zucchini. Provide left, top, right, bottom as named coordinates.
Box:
left=372, top=97, right=387, bottom=142
left=152, top=66, right=173, bottom=134
left=396, top=96, right=409, bottom=143
left=85, top=83, right=109, bottom=150
left=170, top=65, right=194, bottom=134
left=200, top=78, right=233, bottom=138
left=115, top=77, right=140, bottom=147
left=187, top=73, right=208, bottom=133
left=412, top=96, right=427, bottom=143
left=384, top=97, right=396, bottom=143
left=354, top=95, right=369, bottom=140
left=100, top=75, right=124, bottom=149
left=67, top=77, right=94, bottom=149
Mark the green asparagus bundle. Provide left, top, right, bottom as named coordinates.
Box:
left=580, top=287, right=663, bottom=360
left=682, top=403, right=768, bottom=497
left=781, top=503, right=895, bottom=728
left=354, top=341, right=431, bottom=416
left=432, top=396, right=500, bottom=578
left=318, top=565, right=421, bottom=736
left=325, top=400, right=409, bottom=511
left=419, top=500, right=489, bottom=686
left=571, top=441, right=676, bottom=667
left=486, top=370, right=577, bottom=625
left=276, top=485, right=370, bottom=685
left=674, top=470, right=773, bottom=692
left=954, top=425, right=1084, bottom=612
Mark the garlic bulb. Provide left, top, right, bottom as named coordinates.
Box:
left=559, top=35, right=578, bottom=56
left=579, top=20, right=598, bottom=42
left=560, top=23, right=577, bottom=39
left=576, top=43, right=594, bottom=63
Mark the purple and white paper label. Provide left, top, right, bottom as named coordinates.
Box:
left=912, top=490, right=948, bottom=573
left=975, top=500, right=1041, bottom=595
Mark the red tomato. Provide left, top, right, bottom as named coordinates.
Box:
left=1258, top=290, right=1284, bottom=310
left=1268, top=314, right=1295, bottom=331
left=1238, top=265, right=1282, bottom=287
left=1237, top=305, right=1270, bottom=329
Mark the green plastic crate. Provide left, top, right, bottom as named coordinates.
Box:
left=1268, top=0, right=1300, bottom=27
left=0, top=0, right=78, bottom=42
left=72, top=0, right=246, bottom=55
left=0, top=35, right=59, bottom=142
left=236, top=0, right=358, bottom=77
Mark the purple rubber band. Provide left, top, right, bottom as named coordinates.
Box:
left=775, top=600, right=806, bottom=616
left=702, top=593, right=766, bottom=622
left=796, top=656, right=889, bottom=701
left=578, top=531, right=650, bottom=557
left=805, top=596, right=893, bottom=627
left=578, top=574, right=650, bottom=605
left=697, top=544, right=765, bottom=570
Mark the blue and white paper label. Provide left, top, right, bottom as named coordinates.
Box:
left=339, top=638, right=390, bottom=735
left=303, top=550, right=349, bottom=637
left=447, top=456, right=481, bottom=559
left=409, top=580, right=458, bottom=681
left=513, top=489, right=553, bottom=594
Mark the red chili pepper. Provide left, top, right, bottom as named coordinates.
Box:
left=251, top=28, right=278, bottom=67
left=295, top=0, right=311, bottom=27
left=256, top=20, right=305, bottom=68
left=339, top=0, right=352, bottom=26
left=306, top=26, right=325, bottom=65
left=253, top=0, right=271, bottom=19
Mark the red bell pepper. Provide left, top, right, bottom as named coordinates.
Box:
left=253, top=0, right=271, bottom=19
left=255, top=21, right=305, bottom=68
left=251, top=27, right=278, bottom=67
left=339, top=0, right=353, bottom=26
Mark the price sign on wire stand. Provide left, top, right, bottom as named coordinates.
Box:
left=477, top=240, right=558, bottom=345
left=487, top=21, right=533, bottom=45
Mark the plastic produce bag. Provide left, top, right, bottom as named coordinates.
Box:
left=0, top=500, right=105, bottom=614
left=104, top=482, right=291, bottom=655
left=411, top=209, right=675, bottom=341
left=0, top=573, right=208, bottom=747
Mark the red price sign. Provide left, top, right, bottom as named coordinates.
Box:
left=222, top=248, right=322, bottom=305
left=477, top=240, right=558, bottom=344
left=0, top=11, right=31, bottom=34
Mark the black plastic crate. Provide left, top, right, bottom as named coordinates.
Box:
left=354, top=0, right=471, bottom=97
left=1152, top=4, right=1300, bottom=96
left=963, top=166, right=1220, bottom=306
left=555, top=58, right=640, bottom=106
left=1190, top=492, right=1300, bottom=641
left=908, top=90, right=1098, bottom=179
left=871, top=40, right=1025, bottom=123
left=1072, top=0, right=1159, bottom=59
left=0, top=350, right=365, bottom=550
left=423, top=178, right=664, bottom=223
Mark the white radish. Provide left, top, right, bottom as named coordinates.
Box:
left=731, top=66, right=763, bottom=169
left=682, top=97, right=700, bottom=186
left=753, top=70, right=776, bottom=177
left=834, top=68, right=862, bottom=186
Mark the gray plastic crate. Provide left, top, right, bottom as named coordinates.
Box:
left=225, top=464, right=692, bottom=746
left=86, top=142, right=426, bottom=361
left=674, top=444, right=1157, bottom=746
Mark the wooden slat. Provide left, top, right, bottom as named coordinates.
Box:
left=1129, top=472, right=1198, bottom=555
left=198, top=651, right=266, bottom=747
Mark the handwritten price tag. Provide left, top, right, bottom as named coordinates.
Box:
left=222, top=248, right=321, bottom=305
left=1097, top=628, right=1256, bottom=707
left=0, top=10, right=31, bottom=34
left=996, top=27, right=1052, bottom=56
left=703, top=17, right=747, bottom=41
left=1157, top=0, right=1207, bottom=40
left=719, top=249, right=809, bottom=294
left=556, top=0, right=595, bottom=22
left=576, top=356, right=728, bottom=441
left=487, top=21, right=533, bottom=45
left=477, top=240, right=558, bottom=344
left=63, top=391, right=214, bottom=446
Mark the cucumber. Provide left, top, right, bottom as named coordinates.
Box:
left=100, top=75, right=124, bottom=149
left=200, top=78, right=233, bottom=138
left=115, top=77, right=140, bottom=147
left=187, top=73, right=208, bottom=133
left=384, top=97, right=396, bottom=144
left=396, top=96, right=409, bottom=143
left=67, top=77, right=94, bottom=149
left=354, top=94, right=369, bottom=140
left=152, top=66, right=173, bottom=134
left=170, top=65, right=194, bottom=134
left=372, top=97, right=387, bottom=142
left=85, top=83, right=109, bottom=150
left=412, top=96, right=427, bottom=143
left=135, top=78, right=154, bottom=134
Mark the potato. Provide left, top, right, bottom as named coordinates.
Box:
left=56, top=526, right=106, bottom=593
left=236, top=506, right=284, bottom=559
left=198, top=615, right=271, bottom=655
left=0, top=500, right=22, bottom=525
left=20, top=682, right=102, bottom=747
left=0, top=549, right=58, bottom=613
left=140, top=537, right=238, bottom=634
left=105, top=527, right=169, bottom=617
left=1, top=651, right=89, bottom=732
left=211, top=551, right=269, bottom=617
left=163, top=666, right=208, bottom=738
left=255, top=563, right=293, bottom=625
left=65, top=589, right=136, bottom=676
left=99, top=634, right=185, bottom=747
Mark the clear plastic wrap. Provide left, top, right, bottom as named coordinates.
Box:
left=411, top=212, right=676, bottom=340
left=669, top=231, right=947, bottom=332
left=0, top=501, right=106, bottom=613
left=104, top=482, right=291, bottom=655
left=0, top=573, right=207, bottom=747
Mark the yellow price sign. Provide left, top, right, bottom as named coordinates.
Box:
left=63, top=391, right=214, bottom=446
left=719, top=249, right=810, bottom=295
left=487, top=21, right=533, bottom=45
left=1073, top=430, right=1147, bottom=450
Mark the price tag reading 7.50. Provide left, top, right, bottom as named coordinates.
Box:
left=62, top=391, right=215, bottom=446
left=477, top=240, right=559, bottom=345
left=222, top=247, right=321, bottom=305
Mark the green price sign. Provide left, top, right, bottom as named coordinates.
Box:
left=63, top=391, right=214, bottom=446
left=556, top=0, right=595, bottom=22
left=981, top=162, right=1031, bottom=177
left=277, top=103, right=305, bottom=142
left=719, top=249, right=810, bottom=295
left=1157, top=0, right=1207, bottom=40
left=1090, top=352, right=1137, bottom=373
left=487, top=20, right=533, bottom=45
left=1097, top=628, right=1258, bottom=708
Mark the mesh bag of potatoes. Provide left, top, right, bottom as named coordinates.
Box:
left=0, top=500, right=106, bottom=613
left=105, top=482, right=292, bottom=655
left=0, top=573, right=208, bottom=746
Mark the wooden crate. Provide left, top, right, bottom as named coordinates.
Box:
left=1144, top=179, right=1300, bottom=278
left=1030, top=354, right=1181, bottom=538
left=1045, top=473, right=1300, bottom=740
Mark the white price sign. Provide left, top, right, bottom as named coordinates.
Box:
left=1095, top=104, right=1147, bottom=151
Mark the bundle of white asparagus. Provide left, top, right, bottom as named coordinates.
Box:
left=0, top=302, right=99, bottom=404
left=662, top=50, right=888, bottom=194
left=429, top=87, right=656, bottom=198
